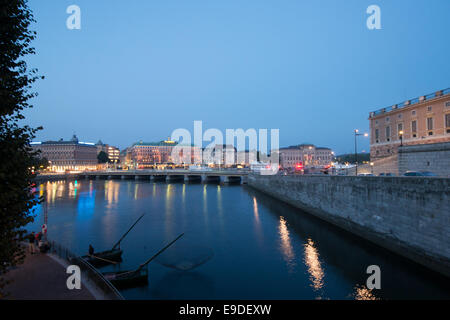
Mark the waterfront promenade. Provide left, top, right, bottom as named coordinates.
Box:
left=3, top=250, right=94, bottom=300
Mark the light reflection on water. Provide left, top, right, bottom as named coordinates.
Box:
left=27, top=180, right=450, bottom=300
left=278, top=216, right=296, bottom=273
left=303, top=238, right=325, bottom=294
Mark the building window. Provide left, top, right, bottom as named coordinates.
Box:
left=386, top=117, right=390, bottom=122
left=427, top=106, right=432, bottom=112
left=445, top=101, right=450, bottom=108
left=375, top=128, right=379, bottom=142
left=427, top=117, right=433, bottom=131
left=411, top=110, right=416, bottom=116
left=445, top=113, right=450, bottom=133
left=411, top=120, right=417, bottom=138
left=385, top=126, right=391, bottom=142
left=397, top=123, right=403, bottom=138
left=398, top=114, right=402, bottom=119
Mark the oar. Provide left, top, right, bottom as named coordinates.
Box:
left=111, top=212, right=146, bottom=250
left=136, top=233, right=184, bottom=271
left=88, top=254, right=118, bottom=265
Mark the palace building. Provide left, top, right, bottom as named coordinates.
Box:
left=369, top=88, right=450, bottom=161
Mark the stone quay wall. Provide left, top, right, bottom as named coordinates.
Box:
left=248, top=174, right=450, bottom=277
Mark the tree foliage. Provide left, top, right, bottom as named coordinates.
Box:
left=335, top=153, right=370, bottom=164
left=97, top=151, right=109, bottom=163
left=0, top=0, right=43, bottom=296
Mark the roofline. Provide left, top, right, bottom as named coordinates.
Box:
left=369, top=87, right=450, bottom=118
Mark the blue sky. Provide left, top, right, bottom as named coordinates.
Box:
left=24, top=0, right=450, bottom=154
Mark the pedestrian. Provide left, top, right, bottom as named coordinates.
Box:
left=28, top=232, right=36, bottom=254
left=34, top=232, right=40, bottom=250
left=89, top=244, right=94, bottom=256
left=36, top=232, right=43, bottom=251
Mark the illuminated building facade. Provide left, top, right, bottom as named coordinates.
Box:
left=130, top=139, right=201, bottom=168
left=369, top=88, right=450, bottom=160
left=30, top=135, right=98, bottom=172
left=202, top=144, right=237, bottom=167
left=95, top=140, right=120, bottom=163
left=279, top=144, right=333, bottom=169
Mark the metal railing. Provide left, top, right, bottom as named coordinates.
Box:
left=371, top=87, right=450, bottom=116
left=49, top=241, right=124, bottom=300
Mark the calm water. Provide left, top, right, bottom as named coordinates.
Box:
left=28, top=179, right=449, bottom=300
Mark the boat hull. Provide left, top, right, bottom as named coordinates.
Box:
left=81, top=249, right=123, bottom=267
left=103, top=269, right=148, bottom=289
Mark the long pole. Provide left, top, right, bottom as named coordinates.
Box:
left=354, top=131, right=358, bottom=176
left=137, top=233, right=184, bottom=270
left=112, top=212, right=146, bottom=250
left=43, top=191, right=48, bottom=241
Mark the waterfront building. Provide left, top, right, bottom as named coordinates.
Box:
left=349, top=88, right=450, bottom=176
left=236, top=150, right=257, bottom=167
left=119, top=147, right=133, bottom=168
left=95, top=140, right=120, bottom=163
left=202, top=144, right=237, bottom=167
left=30, top=135, right=98, bottom=172
left=129, top=138, right=201, bottom=168
left=279, top=144, right=333, bottom=170
left=369, top=88, right=450, bottom=160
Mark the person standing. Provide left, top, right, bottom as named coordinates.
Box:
left=34, top=232, right=40, bottom=251
left=88, top=244, right=94, bottom=256
left=28, top=232, right=36, bottom=254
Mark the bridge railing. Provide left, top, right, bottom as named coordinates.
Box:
left=49, top=240, right=124, bottom=300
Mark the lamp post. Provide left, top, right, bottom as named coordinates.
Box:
left=354, top=129, right=368, bottom=176
left=399, top=130, right=404, bottom=147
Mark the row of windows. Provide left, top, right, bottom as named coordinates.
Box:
left=374, top=103, right=450, bottom=125
left=374, top=114, right=450, bottom=142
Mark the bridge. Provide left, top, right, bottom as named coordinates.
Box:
left=36, top=169, right=250, bottom=184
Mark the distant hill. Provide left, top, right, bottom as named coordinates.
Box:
left=335, top=153, right=370, bottom=164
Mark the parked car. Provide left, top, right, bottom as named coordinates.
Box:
left=403, top=171, right=437, bottom=177
left=379, top=172, right=395, bottom=176
left=357, top=173, right=374, bottom=176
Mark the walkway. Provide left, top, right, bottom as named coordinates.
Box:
left=3, top=249, right=95, bottom=300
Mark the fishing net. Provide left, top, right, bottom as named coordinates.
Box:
left=155, top=241, right=214, bottom=271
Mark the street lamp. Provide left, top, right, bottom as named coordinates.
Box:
left=399, top=130, right=404, bottom=147
left=354, top=129, right=368, bottom=176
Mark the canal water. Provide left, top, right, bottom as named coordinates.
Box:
left=28, top=179, right=449, bottom=300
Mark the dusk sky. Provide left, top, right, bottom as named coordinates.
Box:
left=24, top=0, right=450, bottom=154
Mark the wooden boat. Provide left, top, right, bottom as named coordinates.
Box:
left=81, top=213, right=146, bottom=267
left=83, top=248, right=123, bottom=267
left=103, top=268, right=148, bottom=289
left=102, top=233, right=184, bottom=289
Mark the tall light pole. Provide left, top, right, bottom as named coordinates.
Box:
left=399, top=130, right=404, bottom=147
left=354, top=129, right=368, bottom=176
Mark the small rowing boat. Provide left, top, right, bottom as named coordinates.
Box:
left=81, top=213, right=146, bottom=267
left=103, top=233, right=184, bottom=289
